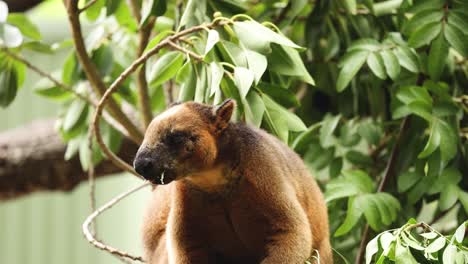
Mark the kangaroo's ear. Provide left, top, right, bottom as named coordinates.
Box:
left=212, top=99, right=236, bottom=132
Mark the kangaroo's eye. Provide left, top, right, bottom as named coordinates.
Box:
left=166, top=131, right=189, bottom=146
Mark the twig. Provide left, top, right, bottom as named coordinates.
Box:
left=136, top=18, right=156, bottom=129
left=91, top=20, right=227, bottom=178
left=127, top=0, right=142, bottom=22
left=167, top=40, right=204, bottom=61
left=165, top=80, right=175, bottom=105
left=79, top=0, right=98, bottom=13
left=355, top=117, right=411, bottom=264
left=87, top=126, right=97, bottom=236
left=127, top=0, right=153, bottom=129
left=83, top=182, right=151, bottom=262
left=64, top=0, right=144, bottom=144
left=0, top=48, right=94, bottom=105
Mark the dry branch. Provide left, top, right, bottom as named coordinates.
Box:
left=0, top=119, right=138, bottom=200
left=82, top=181, right=150, bottom=262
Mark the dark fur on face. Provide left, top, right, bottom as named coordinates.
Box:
left=133, top=99, right=235, bottom=185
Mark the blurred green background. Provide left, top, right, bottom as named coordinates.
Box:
left=0, top=1, right=150, bottom=263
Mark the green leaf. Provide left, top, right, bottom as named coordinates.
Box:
left=6, top=14, right=41, bottom=40
left=366, top=234, right=380, bottom=264
left=62, top=53, right=80, bottom=85
left=426, top=237, right=446, bottom=253
left=145, top=30, right=172, bottom=52
left=140, top=0, right=167, bottom=26
left=393, top=46, right=419, bottom=73
left=343, top=0, right=357, bottom=14
left=367, top=52, right=387, bottom=79
left=267, top=44, right=314, bottom=85
left=65, top=136, right=81, bottom=160
left=444, top=23, right=468, bottom=57
left=442, top=245, right=457, bottom=264
left=22, top=41, right=52, bottom=53
left=439, top=184, right=459, bottom=210
left=453, top=221, right=466, bottom=243
left=447, top=11, right=468, bottom=36
left=437, top=119, right=457, bottom=162
left=91, top=45, right=114, bottom=77
left=304, top=144, right=334, bottom=171
left=358, top=120, right=382, bottom=146
left=0, top=24, right=23, bottom=48
left=62, top=100, right=88, bottom=132
left=347, top=39, right=380, bottom=52
left=34, top=77, right=71, bottom=100
left=419, top=120, right=441, bottom=158
left=84, top=0, right=105, bottom=21
left=209, top=62, right=223, bottom=96
left=218, top=41, right=248, bottom=67
left=363, top=195, right=383, bottom=230
left=319, top=114, right=340, bottom=147
left=335, top=197, right=364, bottom=236
left=204, top=29, right=219, bottom=55
left=262, top=96, right=289, bottom=142
left=194, top=64, right=207, bottom=103
left=395, top=241, right=418, bottom=264
left=346, top=150, right=373, bottom=167
left=245, top=50, right=267, bottom=84
left=428, top=33, right=448, bottom=81
left=0, top=66, right=18, bottom=107
left=233, top=20, right=302, bottom=54
left=396, top=85, right=432, bottom=106
left=408, top=21, right=441, bottom=48
left=148, top=52, right=184, bottom=87
left=179, top=0, right=206, bottom=28
left=329, top=158, right=343, bottom=178
left=337, top=50, right=368, bottom=92
left=257, top=82, right=299, bottom=108
left=402, top=9, right=443, bottom=36
left=0, top=1, right=7, bottom=23
left=380, top=49, right=400, bottom=80
left=234, top=66, right=254, bottom=98
left=398, top=171, right=423, bottom=192
left=242, top=91, right=265, bottom=127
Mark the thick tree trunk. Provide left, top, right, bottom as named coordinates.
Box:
left=0, top=119, right=138, bottom=200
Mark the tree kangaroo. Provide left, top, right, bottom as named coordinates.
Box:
left=133, top=99, right=332, bottom=264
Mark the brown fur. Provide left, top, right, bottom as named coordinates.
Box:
left=136, top=100, right=332, bottom=264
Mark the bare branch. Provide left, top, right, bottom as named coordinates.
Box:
left=0, top=48, right=94, bottom=105
left=136, top=18, right=156, bottom=129
left=83, top=181, right=150, bottom=262
left=167, top=40, right=204, bottom=61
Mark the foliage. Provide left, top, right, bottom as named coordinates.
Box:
left=366, top=220, right=468, bottom=263
left=0, top=0, right=467, bottom=263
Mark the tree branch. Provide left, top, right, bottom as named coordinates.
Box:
left=64, top=0, right=144, bottom=143
left=355, top=117, right=411, bottom=264
left=0, top=119, right=138, bottom=200
left=83, top=181, right=150, bottom=262
left=136, top=19, right=156, bottom=129
left=0, top=48, right=94, bottom=106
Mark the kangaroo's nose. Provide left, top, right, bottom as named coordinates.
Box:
left=134, top=157, right=153, bottom=178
